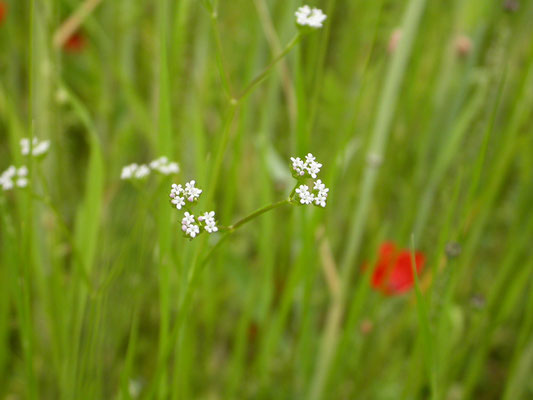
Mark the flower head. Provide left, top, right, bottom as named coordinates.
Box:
left=305, top=153, right=322, bottom=178
left=313, top=179, right=329, bottom=207
left=1, top=165, right=28, bottom=191
left=169, top=184, right=186, bottom=210
left=295, top=5, right=327, bottom=29
left=290, top=157, right=306, bottom=177
left=181, top=212, right=200, bottom=238
left=184, top=180, right=202, bottom=202
left=150, top=156, right=180, bottom=175
left=121, top=163, right=150, bottom=180
left=20, top=137, right=50, bottom=157
left=198, top=211, right=218, bottom=233
left=295, top=184, right=314, bottom=205
left=290, top=153, right=322, bottom=179
left=368, top=242, right=425, bottom=296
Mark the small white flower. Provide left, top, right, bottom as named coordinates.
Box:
left=314, top=193, right=327, bottom=207
left=182, top=211, right=195, bottom=225
left=158, top=162, right=179, bottom=175
left=291, top=156, right=306, bottom=176
left=290, top=153, right=323, bottom=179
left=169, top=183, right=186, bottom=209
left=33, top=140, right=50, bottom=156
left=20, top=137, right=50, bottom=157
left=1, top=178, right=14, bottom=191
left=149, top=156, right=168, bottom=170
left=149, top=156, right=180, bottom=175
left=121, top=163, right=150, bottom=180
left=170, top=183, right=183, bottom=197
left=134, top=164, right=150, bottom=179
left=313, top=179, right=329, bottom=207
left=0, top=166, right=16, bottom=191
left=199, top=211, right=218, bottom=233
left=313, top=179, right=325, bottom=192
left=184, top=180, right=202, bottom=202
left=295, top=5, right=327, bottom=29
left=295, top=184, right=314, bottom=205
left=305, top=153, right=322, bottom=178
left=121, top=163, right=138, bottom=180
left=1, top=165, right=28, bottom=190
left=3, top=166, right=16, bottom=179
left=172, top=196, right=185, bottom=210
left=181, top=212, right=200, bottom=238
left=20, top=139, right=31, bottom=156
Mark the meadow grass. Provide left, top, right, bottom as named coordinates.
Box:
left=0, top=0, right=532, bottom=399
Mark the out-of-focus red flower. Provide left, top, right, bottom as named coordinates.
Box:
left=369, top=241, right=425, bottom=296
left=63, top=32, right=86, bottom=53
left=0, top=2, right=7, bottom=25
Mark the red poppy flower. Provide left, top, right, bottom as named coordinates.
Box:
left=369, top=241, right=425, bottom=295
left=63, top=32, right=86, bottom=53
left=0, top=2, right=7, bottom=25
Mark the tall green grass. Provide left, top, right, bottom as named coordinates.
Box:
left=0, top=0, right=532, bottom=399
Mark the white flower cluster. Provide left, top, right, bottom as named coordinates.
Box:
left=181, top=212, right=200, bottom=238
left=290, top=153, right=329, bottom=208
left=149, top=156, right=180, bottom=175
left=198, top=211, right=218, bottom=233
left=121, top=163, right=151, bottom=180
left=295, top=5, right=327, bottom=29
left=291, top=153, right=322, bottom=179
left=1, top=166, right=28, bottom=191
left=169, top=180, right=202, bottom=210
left=121, top=156, right=180, bottom=180
left=169, top=180, right=218, bottom=239
left=20, top=137, right=50, bottom=157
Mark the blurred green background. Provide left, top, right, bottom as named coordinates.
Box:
left=1, top=0, right=532, bottom=399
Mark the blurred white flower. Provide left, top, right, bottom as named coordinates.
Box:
left=184, top=180, right=202, bottom=202
left=199, top=211, right=218, bottom=233
left=121, top=163, right=150, bottom=180
left=181, top=212, right=200, bottom=238
left=295, top=184, right=314, bottom=205
left=20, top=137, right=50, bottom=157
left=149, top=156, right=168, bottom=170
left=121, top=163, right=138, bottom=180
left=1, top=165, right=28, bottom=191
left=158, top=162, right=179, bottom=175
left=150, top=156, right=180, bottom=175
left=135, top=164, right=150, bottom=179
left=0, top=166, right=16, bottom=191
left=295, top=5, right=327, bottom=29
left=16, top=166, right=28, bottom=188
left=169, top=184, right=186, bottom=210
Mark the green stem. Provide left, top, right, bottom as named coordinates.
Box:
left=205, top=103, right=238, bottom=207
left=202, top=198, right=291, bottom=265
left=143, top=197, right=292, bottom=397
left=209, top=10, right=234, bottom=101
left=238, top=33, right=302, bottom=102
left=206, top=34, right=302, bottom=207
left=230, top=198, right=290, bottom=231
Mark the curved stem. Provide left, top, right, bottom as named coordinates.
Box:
left=202, top=198, right=291, bottom=266
left=237, top=33, right=302, bottom=102
left=230, top=198, right=290, bottom=231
